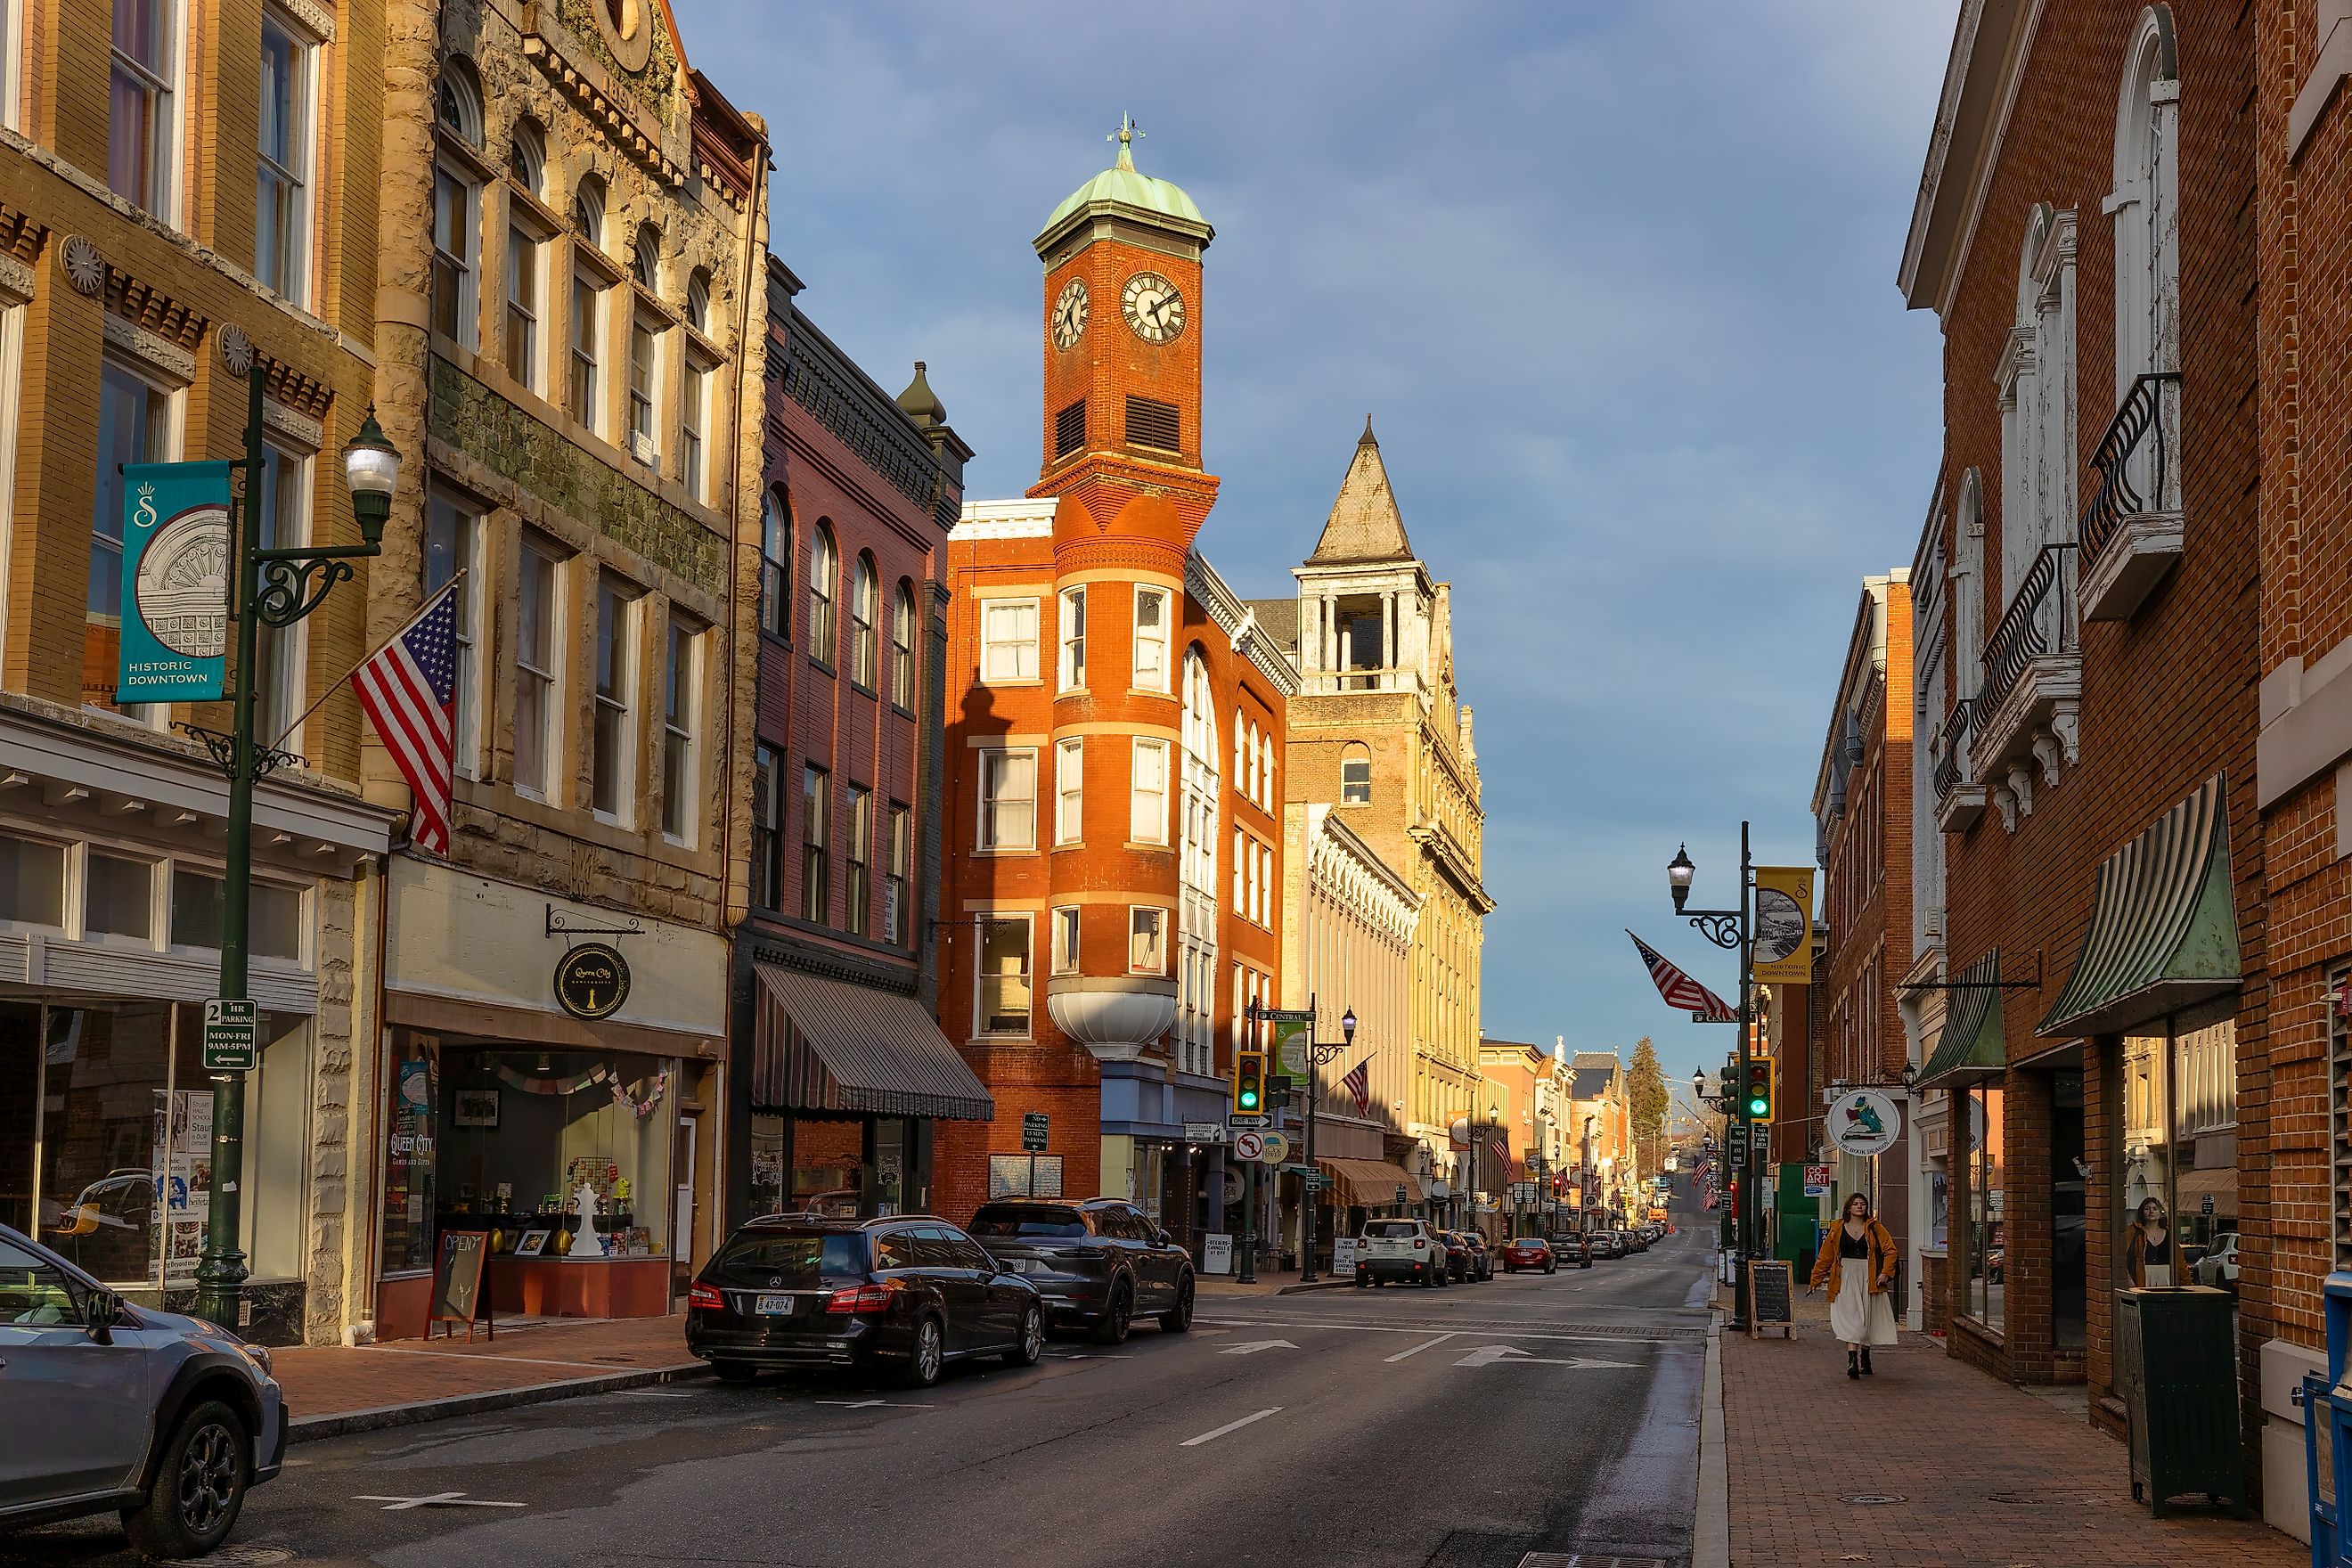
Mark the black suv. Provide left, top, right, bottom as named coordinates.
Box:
left=966, top=1198, right=1195, bottom=1343
left=687, top=1215, right=1044, bottom=1388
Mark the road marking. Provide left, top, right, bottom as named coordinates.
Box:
left=354, top=1492, right=527, bottom=1511
left=616, top=1388, right=694, bottom=1398
left=1053, top=1352, right=1134, bottom=1360
left=1453, top=1344, right=1638, bottom=1370
left=1384, top=1332, right=1458, bottom=1362
left=1180, top=1407, right=1283, bottom=1448
left=1196, top=1317, right=1688, bottom=1347
left=1216, top=1337, right=1296, bottom=1356
left=813, top=1398, right=933, bottom=1409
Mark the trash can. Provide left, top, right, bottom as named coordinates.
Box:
left=2115, top=1286, right=2243, bottom=1516
left=2303, top=1273, right=2352, bottom=1568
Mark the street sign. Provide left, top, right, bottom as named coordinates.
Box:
left=1256, top=1008, right=1316, bottom=1023
left=201, top=999, right=257, bottom=1072
left=1228, top=1113, right=1270, bottom=1130
left=1021, top=1112, right=1049, bottom=1153
left=1256, top=1131, right=1291, bottom=1164
left=1234, top=1131, right=1267, bottom=1162
left=1182, top=1122, right=1227, bottom=1144
left=1394, top=1184, right=1409, bottom=1205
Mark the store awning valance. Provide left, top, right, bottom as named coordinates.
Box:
left=2039, top=773, right=2242, bottom=1037
left=1916, top=950, right=2007, bottom=1090
left=2175, top=1166, right=2236, bottom=1210
left=752, top=963, right=992, bottom=1122
left=1317, top=1157, right=1422, bottom=1209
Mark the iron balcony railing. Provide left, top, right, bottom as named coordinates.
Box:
left=2079, top=370, right=2183, bottom=568
left=1977, top=543, right=2078, bottom=721
left=1931, top=698, right=1972, bottom=800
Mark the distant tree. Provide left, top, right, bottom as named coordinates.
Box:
left=1629, top=1037, right=1669, bottom=1179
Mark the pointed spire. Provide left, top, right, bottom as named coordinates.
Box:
left=1110, top=112, right=1141, bottom=172
left=1309, top=417, right=1415, bottom=565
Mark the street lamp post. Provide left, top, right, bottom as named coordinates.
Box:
left=1296, top=1002, right=1356, bottom=1284
left=192, top=364, right=396, bottom=1330
left=1666, top=828, right=1756, bottom=1331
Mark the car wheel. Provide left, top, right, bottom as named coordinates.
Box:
left=1161, top=1273, right=1195, bottom=1333
left=901, top=1315, right=945, bottom=1389
left=1546, top=1263, right=1556, bottom=1275
left=1356, top=1273, right=1370, bottom=1288
left=1504, top=1264, right=1515, bottom=1274
left=710, top=1360, right=759, bottom=1384
left=1092, top=1281, right=1133, bottom=1344
left=123, top=1399, right=249, bottom=1560
left=1004, top=1303, right=1045, bottom=1367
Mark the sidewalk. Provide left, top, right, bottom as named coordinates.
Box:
left=1196, top=1275, right=1355, bottom=1299
left=274, top=1314, right=705, bottom=1441
left=1718, top=1312, right=2299, bottom=1567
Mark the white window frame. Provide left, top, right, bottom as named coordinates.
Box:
left=109, top=0, right=184, bottom=221
left=431, top=159, right=480, bottom=350
left=1132, top=585, right=1170, bottom=693
left=568, top=270, right=603, bottom=433
left=513, top=535, right=563, bottom=801
left=1051, top=905, right=1081, bottom=976
left=892, top=581, right=917, bottom=708
left=975, top=912, right=1033, bottom=1038
left=1129, top=905, right=1166, bottom=976
left=1054, top=736, right=1083, bottom=846
left=844, top=784, right=871, bottom=936
left=504, top=219, right=547, bottom=394
left=0, top=828, right=71, bottom=933
left=252, top=438, right=313, bottom=753
left=661, top=613, right=701, bottom=845
left=255, top=4, right=318, bottom=305
left=808, top=525, right=837, bottom=663
left=980, top=597, right=1040, bottom=684
left=591, top=575, right=640, bottom=824
left=1131, top=737, right=1169, bottom=845
left=1232, top=828, right=1245, bottom=906
left=0, top=0, right=20, bottom=132
left=627, top=310, right=660, bottom=465
left=425, top=487, right=483, bottom=776
left=1058, top=585, right=1086, bottom=690
left=977, top=746, right=1036, bottom=852
left=850, top=555, right=879, bottom=690
left=681, top=354, right=712, bottom=503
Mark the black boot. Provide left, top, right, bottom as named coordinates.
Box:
left=1860, top=1349, right=1874, bottom=1376
left=1847, top=1350, right=1860, bottom=1380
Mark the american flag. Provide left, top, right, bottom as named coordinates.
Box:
left=1340, top=1057, right=1371, bottom=1115
left=355, top=577, right=462, bottom=855
left=1627, top=930, right=1735, bottom=1023
left=1489, top=1133, right=1512, bottom=1181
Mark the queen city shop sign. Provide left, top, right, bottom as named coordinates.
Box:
left=553, top=943, right=632, bottom=1020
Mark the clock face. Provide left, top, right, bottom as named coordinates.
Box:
left=1051, top=278, right=1089, bottom=350
left=1121, top=272, right=1186, bottom=344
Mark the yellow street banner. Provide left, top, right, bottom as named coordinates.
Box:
left=1751, top=866, right=1815, bottom=984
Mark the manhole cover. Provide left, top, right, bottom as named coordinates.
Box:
left=161, top=1548, right=296, bottom=1567
left=1841, top=1493, right=1906, bottom=1506
left=1985, top=1488, right=2106, bottom=1505
left=1517, top=1555, right=1670, bottom=1568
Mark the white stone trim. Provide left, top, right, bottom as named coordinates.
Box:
left=263, top=397, right=325, bottom=451
left=0, top=250, right=32, bottom=306
left=274, top=0, right=335, bottom=43
left=102, top=311, right=197, bottom=384
left=954, top=498, right=1054, bottom=539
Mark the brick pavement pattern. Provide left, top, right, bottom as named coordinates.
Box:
left=273, top=1315, right=698, bottom=1421
left=1723, top=1322, right=2299, bottom=1568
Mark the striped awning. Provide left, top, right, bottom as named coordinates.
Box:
left=2038, top=774, right=2242, bottom=1037
left=752, top=963, right=993, bottom=1122
left=1916, top=949, right=2007, bottom=1090
left=1316, top=1157, right=1423, bottom=1209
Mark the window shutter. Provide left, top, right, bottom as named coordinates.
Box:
left=1124, top=396, right=1180, bottom=452
left=1055, top=398, right=1087, bottom=458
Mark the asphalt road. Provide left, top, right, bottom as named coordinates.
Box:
left=4, top=1227, right=1713, bottom=1568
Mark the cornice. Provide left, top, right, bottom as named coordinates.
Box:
left=1188, top=551, right=1301, bottom=697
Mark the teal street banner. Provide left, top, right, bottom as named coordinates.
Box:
left=119, top=461, right=232, bottom=703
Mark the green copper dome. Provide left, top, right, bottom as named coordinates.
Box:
left=1042, top=116, right=1205, bottom=233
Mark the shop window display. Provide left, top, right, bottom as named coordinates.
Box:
left=1967, top=1082, right=2004, bottom=1330
left=2120, top=1000, right=2236, bottom=1288
left=435, top=1049, right=674, bottom=1260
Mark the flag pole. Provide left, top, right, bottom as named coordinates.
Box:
left=266, top=568, right=466, bottom=754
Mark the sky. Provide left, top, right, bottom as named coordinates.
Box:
left=676, top=2, right=1956, bottom=1085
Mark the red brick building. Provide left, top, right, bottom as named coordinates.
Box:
left=1899, top=0, right=2263, bottom=1432
left=932, top=127, right=1294, bottom=1253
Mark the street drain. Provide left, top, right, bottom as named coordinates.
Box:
left=161, top=1548, right=296, bottom=1567
left=1516, top=1554, right=1671, bottom=1568
left=1840, top=1493, right=1906, bottom=1506
left=1985, top=1488, right=2107, bottom=1505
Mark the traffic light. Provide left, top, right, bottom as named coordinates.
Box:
left=1232, top=1049, right=1266, bottom=1115
left=1742, top=1058, right=1774, bottom=1121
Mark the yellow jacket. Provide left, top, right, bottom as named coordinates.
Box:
left=1809, top=1219, right=1897, bottom=1303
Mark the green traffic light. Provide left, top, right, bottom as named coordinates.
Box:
left=1240, top=1090, right=1259, bottom=1108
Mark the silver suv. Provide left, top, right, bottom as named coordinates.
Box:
left=0, top=1223, right=286, bottom=1558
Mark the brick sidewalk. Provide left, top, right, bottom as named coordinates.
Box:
left=1722, top=1319, right=2299, bottom=1567
left=274, top=1314, right=703, bottom=1438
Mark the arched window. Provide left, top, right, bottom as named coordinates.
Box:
left=572, top=173, right=606, bottom=248
left=686, top=269, right=712, bottom=333
left=2112, top=8, right=2178, bottom=395
left=1340, top=741, right=1372, bottom=804
left=892, top=580, right=917, bottom=706
left=808, top=523, right=837, bottom=663
left=1177, top=649, right=1221, bottom=1078
left=850, top=554, right=879, bottom=688
left=759, top=488, right=790, bottom=638
left=507, top=117, right=546, bottom=196
left=437, top=57, right=484, bottom=147
left=1998, top=201, right=2078, bottom=606
left=632, top=223, right=661, bottom=291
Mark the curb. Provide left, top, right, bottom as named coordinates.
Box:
left=1694, top=1311, right=1728, bottom=1568
left=290, top=1360, right=710, bottom=1442
left=1274, top=1278, right=1358, bottom=1294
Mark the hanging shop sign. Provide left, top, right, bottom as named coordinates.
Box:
left=552, top=943, right=631, bottom=1019
left=1273, top=1018, right=1311, bottom=1075
left=1826, top=1089, right=1902, bottom=1158
left=1751, top=866, right=1816, bottom=984
left=118, top=461, right=232, bottom=703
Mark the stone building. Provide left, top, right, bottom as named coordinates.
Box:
left=362, top=0, right=768, bottom=1335
left=1476, top=1037, right=1574, bottom=1240
left=933, top=128, right=1293, bottom=1261
left=0, top=0, right=401, bottom=1343
left=1251, top=422, right=1494, bottom=1223
left=1899, top=0, right=2262, bottom=1439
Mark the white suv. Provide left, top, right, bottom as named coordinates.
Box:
left=2193, top=1233, right=2239, bottom=1291
left=1355, top=1220, right=1448, bottom=1288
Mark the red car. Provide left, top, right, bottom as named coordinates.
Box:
left=1499, top=1237, right=1556, bottom=1274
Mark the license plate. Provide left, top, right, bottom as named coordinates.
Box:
left=755, top=1294, right=796, bottom=1316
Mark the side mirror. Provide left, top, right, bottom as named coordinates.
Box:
left=1156, top=1229, right=1172, bottom=1246
left=86, top=1288, right=121, bottom=1343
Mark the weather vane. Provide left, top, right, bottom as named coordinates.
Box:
left=1109, top=112, right=1142, bottom=168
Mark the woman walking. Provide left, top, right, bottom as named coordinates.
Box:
left=1809, top=1192, right=1898, bottom=1378
left=2127, top=1198, right=2175, bottom=1287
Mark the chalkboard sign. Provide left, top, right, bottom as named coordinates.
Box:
left=1747, top=1258, right=1794, bottom=1339
left=429, top=1229, right=495, bottom=1342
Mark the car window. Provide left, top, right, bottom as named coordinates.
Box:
left=872, top=1229, right=921, bottom=1270
left=707, top=1230, right=867, bottom=1286
left=1364, top=1221, right=1419, bottom=1239
left=1093, top=1206, right=1144, bottom=1242
left=936, top=1225, right=994, bottom=1270
left=969, top=1205, right=1088, bottom=1238
left=0, top=1238, right=85, bottom=1326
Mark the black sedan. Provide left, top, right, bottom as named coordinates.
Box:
left=687, top=1214, right=1044, bottom=1388
left=967, top=1198, right=1196, bottom=1343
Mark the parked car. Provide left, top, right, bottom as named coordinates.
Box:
left=1456, top=1230, right=1496, bottom=1281
left=2193, top=1233, right=2239, bottom=1291
left=1590, top=1230, right=1622, bottom=1260
left=687, top=1214, right=1046, bottom=1388
left=1356, top=1219, right=1447, bottom=1286
left=0, top=1222, right=287, bottom=1559
left=1499, top=1236, right=1555, bottom=1274
left=1620, top=1228, right=1648, bottom=1254
left=966, top=1198, right=1195, bottom=1343
left=1548, top=1233, right=1593, bottom=1269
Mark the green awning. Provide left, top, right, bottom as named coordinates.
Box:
left=2038, top=773, right=2241, bottom=1037
left=1916, top=949, right=2006, bottom=1090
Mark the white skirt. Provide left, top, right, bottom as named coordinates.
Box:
left=1829, top=1259, right=1898, bottom=1347
left=2143, top=1262, right=2174, bottom=1287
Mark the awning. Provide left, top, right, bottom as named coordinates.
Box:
left=752, top=963, right=992, bottom=1121
left=2039, top=773, right=2242, bottom=1037
left=2175, top=1166, right=2236, bottom=1211
left=1916, top=950, right=2007, bottom=1090
left=1317, top=1157, right=1423, bottom=1209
